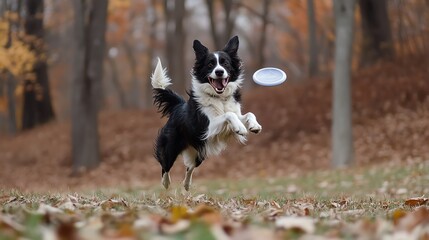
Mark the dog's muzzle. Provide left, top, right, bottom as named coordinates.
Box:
left=208, top=77, right=229, bottom=94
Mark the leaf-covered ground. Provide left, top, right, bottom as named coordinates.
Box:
left=1, top=160, right=428, bottom=239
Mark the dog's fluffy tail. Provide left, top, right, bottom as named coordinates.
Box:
left=151, top=58, right=185, bottom=117
left=151, top=58, right=172, bottom=90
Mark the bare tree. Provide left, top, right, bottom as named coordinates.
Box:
left=163, top=0, right=186, bottom=95
left=5, top=72, right=16, bottom=134
left=332, top=0, right=355, bottom=167
left=106, top=52, right=127, bottom=108
left=307, top=0, right=319, bottom=77
left=123, top=41, right=140, bottom=108
left=205, top=0, right=237, bottom=50
left=22, top=0, right=55, bottom=129
left=144, top=0, right=158, bottom=108
left=256, top=0, right=271, bottom=69
left=2, top=0, right=22, bottom=134
left=71, top=0, right=108, bottom=173
left=358, top=0, right=393, bottom=65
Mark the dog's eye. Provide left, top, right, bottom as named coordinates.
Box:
left=208, top=63, right=214, bottom=68
left=219, top=59, right=228, bottom=67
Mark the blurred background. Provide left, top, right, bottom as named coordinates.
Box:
left=0, top=0, right=428, bottom=190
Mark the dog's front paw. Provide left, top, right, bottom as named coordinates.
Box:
left=226, top=112, right=248, bottom=136
left=233, top=122, right=248, bottom=136
left=249, top=122, right=262, bottom=134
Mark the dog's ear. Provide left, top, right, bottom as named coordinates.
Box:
left=223, top=36, right=239, bottom=56
left=193, top=40, right=209, bottom=60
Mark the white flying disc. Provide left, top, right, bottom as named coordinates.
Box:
left=253, top=67, right=287, bottom=86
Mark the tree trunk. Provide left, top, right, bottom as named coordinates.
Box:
left=307, top=0, right=319, bottom=77
left=3, top=1, right=17, bottom=134
left=107, top=55, right=127, bottom=108
left=6, top=72, right=17, bottom=134
left=71, top=0, right=108, bottom=173
left=205, top=0, right=237, bottom=50
left=256, top=0, right=271, bottom=70
left=222, top=0, right=236, bottom=45
left=144, top=0, right=158, bottom=108
left=123, top=41, right=141, bottom=108
left=358, top=0, right=393, bottom=65
left=163, top=0, right=186, bottom=95
left=206, top=0, right=221, bottom=49
left=174, top=0, right=186, bottom=94
left=332, top=0, right=355, bottom=168
left=22, top=0, right=55, bottom=130
left=0, top=77, right=4, bottom=131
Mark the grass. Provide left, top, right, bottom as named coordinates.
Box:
left=1, top=160, right=428, bottom=239
left=120, top=159, right=427, bottom=200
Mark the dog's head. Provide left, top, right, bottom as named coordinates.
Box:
left=192, top=36, right=243, bottom=97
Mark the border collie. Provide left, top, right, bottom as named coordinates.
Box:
left=151, top=36, right=262, bottom=190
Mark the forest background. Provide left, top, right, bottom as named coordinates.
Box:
left=0, top=0, right=428, bottom=190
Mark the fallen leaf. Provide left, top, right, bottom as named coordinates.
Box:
left=57, top=221, right=78, bottom=240
left=100, top=199, right=128, bottom=210
left=397, top=207, right=429, bottom=232
left=192, top=205, right=222, bottom=225
left=192, top=194, right=206, bottom=202
left=392, top=208, right=407, bottom=225
left=160, top=220, right=191, bottom=234
left=117, top=223, right=135, bottom=237
left=404, top=196, right=429, bottom=207
left=271, top=201, right=281, bottom=209
left=58, top=198, right=76, bottom=211
left=231, top=226, right=276, bottom=240
left=170, top=205, right=190, bottom=223
left=340, top=209, right=365, bottom=216
left=0, top=215, right=24, bottom=232
left=36, top=204, right=63, bottom=215
left=133, top=216, right=155, bottom=231
left=275, top=216, right=315, bottom=234
left=346, top=219, right=379, bottom=239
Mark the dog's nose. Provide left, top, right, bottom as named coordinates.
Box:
left=215, top=70, right=224, bottom=77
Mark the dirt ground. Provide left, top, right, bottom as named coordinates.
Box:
left=1, top=56, right=428, bottom=191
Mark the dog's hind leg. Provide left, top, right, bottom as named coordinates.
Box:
left=183, top=167, right=195, bottom=191
left=156, top=130, right=186, bottom=189
left=161, top=145, right=184, bottom=189
left=161, top=169, right=171, bottom=189
left=182, top=147, right=200, bottom=191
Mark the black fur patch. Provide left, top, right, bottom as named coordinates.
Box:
left=233, top=90, right=242, bottom=103
left=153, top=90, right=209, bottom=173
left=153, top=88, right=185, bottom=117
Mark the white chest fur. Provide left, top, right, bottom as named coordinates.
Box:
left=192, top=77, right=247, bottom=156
left=199, top=96, right=243, bottom=156
left=200, top=96, right=241, bottom=118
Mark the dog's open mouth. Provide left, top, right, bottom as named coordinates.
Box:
left=208, top=77, right=229, bottom=94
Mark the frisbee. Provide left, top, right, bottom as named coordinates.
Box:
left=253, top=67, right=287, bottom=86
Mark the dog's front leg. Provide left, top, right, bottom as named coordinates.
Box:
left=205, top=112, right=247, bottom=139
left=239, top=112, right=262, bottom=134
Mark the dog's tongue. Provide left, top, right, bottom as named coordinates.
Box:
left=213, top=78, right=225, bottom=90
left=209, top=77, right=229, bottom=93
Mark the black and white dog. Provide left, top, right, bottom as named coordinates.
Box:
left=151, top=36, right=261, bottom=190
